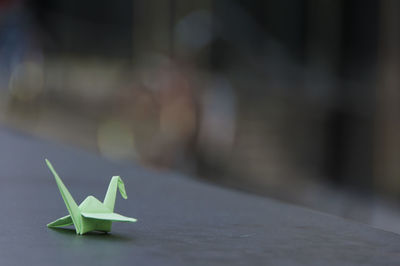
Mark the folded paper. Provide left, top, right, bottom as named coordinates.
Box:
left=45, top=159, right=137, bottom=235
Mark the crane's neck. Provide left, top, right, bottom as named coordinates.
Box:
left=103, top=176, right=127, bottom=211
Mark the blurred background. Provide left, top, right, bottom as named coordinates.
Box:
left=1, top=0, right=400, bottom=233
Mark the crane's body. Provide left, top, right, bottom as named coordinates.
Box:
left=46, top=159, right=137, bottom=235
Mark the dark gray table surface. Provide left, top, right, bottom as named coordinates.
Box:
left=0, top=128, right=399, bottom=266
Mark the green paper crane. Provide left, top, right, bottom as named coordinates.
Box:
left=45, top=159, right=137, bottom=235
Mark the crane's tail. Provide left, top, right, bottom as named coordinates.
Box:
left=45, top=159, right=82, bottom=234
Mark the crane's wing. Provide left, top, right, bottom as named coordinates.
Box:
left=81, top=212, right=137, bottom=222
left=47, top=215, right=73, bottom=228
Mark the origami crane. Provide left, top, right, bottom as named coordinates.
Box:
left=45, top=159, right=137, bottom=235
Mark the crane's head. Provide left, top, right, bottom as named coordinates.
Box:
left=117, top=176, right=128, bottom=199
